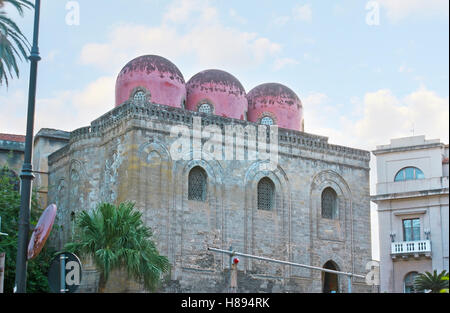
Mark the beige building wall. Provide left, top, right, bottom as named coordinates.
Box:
left=32, top=129, right=70, bottom=209
left=47, top=101, right=374, bottom=293
left=372, top=136, right=449, bottom=293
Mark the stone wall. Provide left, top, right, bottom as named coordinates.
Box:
left=48, top=101, right=372, bottom=293
left=0, top=139, right=24, bottom=174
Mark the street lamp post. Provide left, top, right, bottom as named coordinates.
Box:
left=14, top=0, right=41, bottom=293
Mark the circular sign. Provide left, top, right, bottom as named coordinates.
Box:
left=27, top=204, right=57, bottom=260
left=48, top=252, right=83, bottom=293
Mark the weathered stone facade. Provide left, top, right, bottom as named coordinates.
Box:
left=47, top=101, right=372, bottom=293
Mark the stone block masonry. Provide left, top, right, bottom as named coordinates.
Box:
left=48, top=101, right=372, bottom=293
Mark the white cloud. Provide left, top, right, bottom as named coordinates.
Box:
left=303, top=92, right=350, bottom=145
left=348, top=87, right=449, bottom=149
left=304, top=86, right=449, bottom=261
left=80, top=0, right=281, bottom=75
left=293, top=4, right=313, bottom=23
left=229, top=9, right=247, bottom=24
left=273, top=58, right=300, bottom=71
left=32, top=76, right=115, bottom=132
left=377, top=0, right=449, bottom=22
left=0, top=90, right=28, bottom=134
left=270, top=16, right=291, bottom=27
left=163, top=0, right=218, bottom=24
left=305, top=87, right=449, bottom=151
left=398, top=65, right=414, bottom=73
left=270, top=3, right=313, bottom=27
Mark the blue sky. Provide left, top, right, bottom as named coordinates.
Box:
left=1, top=0, right=449, bottom=260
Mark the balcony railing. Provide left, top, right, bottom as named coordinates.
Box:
left=391, top=240, right=431, bottom=258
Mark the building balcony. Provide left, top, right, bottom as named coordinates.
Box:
left=391, top=240, right=431, bottom=259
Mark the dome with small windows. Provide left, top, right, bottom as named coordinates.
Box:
left=186, top=69, right=248, bottom=120
left=247, top=83, right=304, bottom=131
left=115, top=55, right=186, bottom=108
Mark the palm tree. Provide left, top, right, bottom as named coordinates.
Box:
left=0, top=0, right=34, bottom=87
left=441, top=275, right=449, bottom=293
left=414, top=270, right=449, bottom=293
left=65, top=202, right=171, bottom=293
left=440, top=275, right=449, bottom=293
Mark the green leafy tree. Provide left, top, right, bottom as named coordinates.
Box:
left=0, top=165, right=54, bottom=293
left=65, top=202, right=170, bottom=293
left=0, top=0, right=33, bottom=87
left=440, top=275, right=449, bottom=294
left=414, top=270, right=449, bottom=293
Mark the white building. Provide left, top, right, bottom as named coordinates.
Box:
left=371, top=135, right=449, bottom=293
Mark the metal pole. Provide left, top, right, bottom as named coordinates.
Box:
left=228, top=246, right=233, bottom=293
left=208, top=247, right=365, bottom=279
left=60, top=254, right=66, bottom=293
left=208, top=247, right=365, bottom=293
left=14, top=0, right=41, bottom=293
left=0, top=252, right=5, bottom=293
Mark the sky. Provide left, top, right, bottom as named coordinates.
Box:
left=0, top=0, right=449, bottom=262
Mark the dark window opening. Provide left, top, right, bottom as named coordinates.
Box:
left=257, top=177, right=275, bottom=211
left=321, top=187, right=338, bottom=219
left=188, top=166, right=207, bottom=202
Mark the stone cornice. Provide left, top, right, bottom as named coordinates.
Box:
left=0, top=139, right=25, bottom=152
left=372, top=142, right=444, bottom=155
left=371, top=188, right=449, bottom=203
left=48, top=101, right=371, bottom=164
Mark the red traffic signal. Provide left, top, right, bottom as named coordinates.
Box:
left=232, top=257, right=239, bottom=264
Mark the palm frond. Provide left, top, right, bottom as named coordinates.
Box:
left=414, top=270, right=449, bottom=293
left=0, top=0, right=32, bottom=86
left=65, top=202, right=171, bottom=292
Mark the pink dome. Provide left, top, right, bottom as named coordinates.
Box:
left=186, top=69, right=248, bottom=120
left=115, top=55, right=186, bottom=108
left=247, top=83, right=304, bottom=131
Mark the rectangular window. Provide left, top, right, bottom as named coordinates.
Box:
left=403, top=218, right=420, bottom=241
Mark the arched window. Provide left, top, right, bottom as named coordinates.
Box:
left=323, top=260, right=339, bottom=293
left=404, top=272, right=419, bottom=293
left=188, top=166, right=207, bottom=201
left=394, top=167, right=425, bottom=182
left=261, top=116, right=274, bottom=126
left=133, top=90, right=147, bottom=102
left=197, top=102, right=214, bottom=114
left=258, top=177, right=275, bottom=211
left=321, top=187, right=338, bottom=219
left=198, top=102, right=212, bottom=114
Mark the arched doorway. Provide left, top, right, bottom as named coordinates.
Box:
left=322, top=260, right=339, bottom=293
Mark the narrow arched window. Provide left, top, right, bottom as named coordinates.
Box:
left=404, top=272, right=419, bottom=293
left=133, top=90, right=146, bottom=102
left=198, top=103, right=212, bottom=114
left=258, top=177, right=275, bottom=211
left=261, top=116, right=274, bottom=126
left=188, top=166, right=207, bottom=201
left=395, top=167, right=425, bottom=182
left=321, top=187, right=338, bottom=219
left=323, top=260, right=340, bottom=293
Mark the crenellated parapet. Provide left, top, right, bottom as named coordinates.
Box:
left=49, top=101, right=370, bottom=165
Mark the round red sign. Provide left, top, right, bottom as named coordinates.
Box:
left=27, top=204, right=57, bottom=260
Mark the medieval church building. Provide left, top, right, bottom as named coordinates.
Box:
left=0, top=55, right=373, bottom=293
